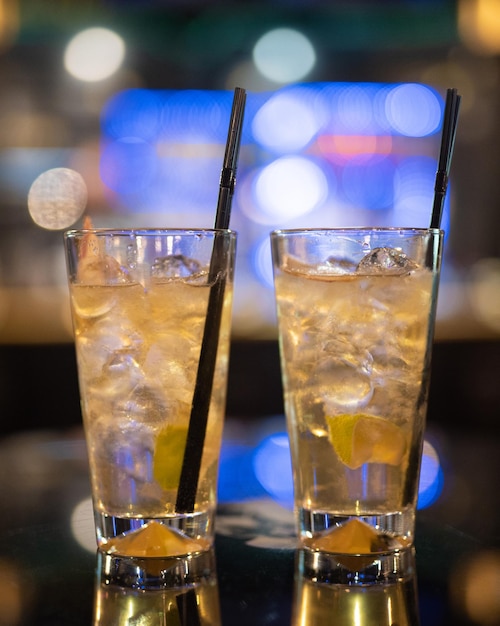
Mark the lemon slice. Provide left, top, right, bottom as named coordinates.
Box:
left=71, top=286, right=116, bottom=319
left=105, top=521, right=209, bottom=557
left=153, top=425, right=189, bottom=490
left=326, top=413, right=406, bottom=470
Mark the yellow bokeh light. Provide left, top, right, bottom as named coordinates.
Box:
left=458, top=0, right=500, bottom=55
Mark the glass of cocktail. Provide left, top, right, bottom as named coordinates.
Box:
left=65, top=228, right=235, bottom=585
left=271, top=228, right=442, bottom=580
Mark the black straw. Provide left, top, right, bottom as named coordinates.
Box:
left=176, top=588, right=202, bottom=626
left=430, top=88, right=461, bottom=229
left=175, top=87, right=246, bottom=513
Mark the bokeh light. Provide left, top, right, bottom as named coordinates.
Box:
left=252, top=90, right=322, bottom=153
left=385, top=83, right=442, bottom=137
left=417, top=439, right=444, bottom=510
left=252, top=28, right=316, bottom=84
left=100, top=84, right=446, bottom=332
left=27, top=167, right=88, bottom=230
left=64, top=27, right=125, bottom=82
left=253, top=156, right=328, bottom=222
left=252, top=432, right=294, bottom=508
left=70, top=497, right=97, bottom=553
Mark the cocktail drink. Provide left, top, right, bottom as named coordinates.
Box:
left=65, top=229, right=235, bottom=563
left=271, top=228, right=442, bottom=556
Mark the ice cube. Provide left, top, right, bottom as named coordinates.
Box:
left=283, top=255, right=356, bottom=278
left=357, top=247, right=418, bottom=275
left=151, top=254, right=206, bottom=283
left=77, top=254, right=132, bottom=285
left=324, top=256, right=357, bottom=275
left=116, top=384, right=168, bottom=424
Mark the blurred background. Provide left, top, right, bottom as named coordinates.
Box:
left=0, top=0, right=499, bottom=342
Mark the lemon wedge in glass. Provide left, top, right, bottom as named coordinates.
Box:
left=153, top=424, right=189, bottom=490
left=326, top=413, right=406, bottom=470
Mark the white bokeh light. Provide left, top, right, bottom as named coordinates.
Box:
left=252, top=92, right=322, bottom=153
left=252, top=28, right=316, bottom=84
left=64, top=27, right=125, bottom=82
left=254, top=156, right=328, bottom=221
left=385, top=83, right=441, bottom=137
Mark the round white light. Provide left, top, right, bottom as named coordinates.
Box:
left=253, top=28, right=316, bottom=84
left=64, top=27, right=125, bottom=82
left=252, top=92, right=321, bottom=153
left=254, top=156, right=328, bottom=221
left=28, top=167, right=88, bottom=230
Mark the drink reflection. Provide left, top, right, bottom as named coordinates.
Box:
left=292, top=548, right=420, bottom=626
left=93, top=549, right=221, bottom=625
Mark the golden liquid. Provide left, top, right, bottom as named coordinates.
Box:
left=71, top=277, right=233, bottom=519
left=275, top=268, right=433, bottom=519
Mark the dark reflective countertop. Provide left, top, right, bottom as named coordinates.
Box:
left=0, top=413, right=498, bottom=626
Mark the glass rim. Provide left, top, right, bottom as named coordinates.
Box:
left=271, top=227, right=443, bottom=237
left=64, top=227, right=237, bottom=239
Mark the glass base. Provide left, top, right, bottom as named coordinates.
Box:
left=95, top=510, right=214, bottom=555
left=298, top=508, right=415, bottom=550
left=97, top=545, right=216, bottom=590
left=298, top=545, right=416, bottom=586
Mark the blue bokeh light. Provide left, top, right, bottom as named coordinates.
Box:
left=341, top=154, right=395, bottom=210
left=252, top=432, right=294, bottom=509
left=219, top=426, right=445, bottom=512
left=385, top=83, right=442, bottom=137
left=100, top=83, right=448, bottom=328
left=252, top=90, right=322, bottom=153
left=100, top=137, right=157, bottom=194
left=417, top=440, right=444, bottom=510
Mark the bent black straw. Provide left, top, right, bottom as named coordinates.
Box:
left=430, top=88, right=461, bottom=229
left=176, top=87, right=246, bottom=513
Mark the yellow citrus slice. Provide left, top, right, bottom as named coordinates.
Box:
left=326, top=413, right=406, bottom=470
left=153, top=425, right=189, bottom=490
left=105, top=521, right=209, bottom=557
left=71, top=285, right=117, bottom=319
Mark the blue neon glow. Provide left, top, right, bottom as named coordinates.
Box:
left=219, top=429, right=445, bottom=511
left=341, top=155, right=395, bottom=210
left=417, top=440, right=444, bottom=510
left=251, top=235, right=274, bottom=290
left=252, top=90, right=322, bottom=153
left=385, top=83, right=442, bottom=137
left=100, top=83, right=450, bottom=327
left=252, top=432, right=294, bottom=509
left=100, top=137, right=157, bottom=194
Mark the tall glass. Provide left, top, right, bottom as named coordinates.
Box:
left=65, top=228, right=235, bottom=576
left=271, top=228, right=442, bottom=560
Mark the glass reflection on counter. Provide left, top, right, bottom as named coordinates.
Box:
left=292, top=548, right=420, bottom=626
left=93, top=549, right=221, bottom=625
